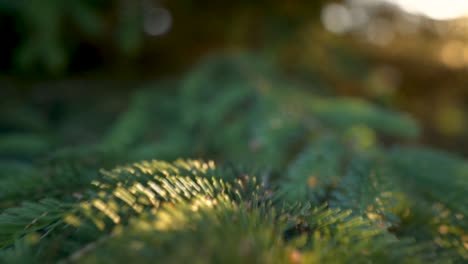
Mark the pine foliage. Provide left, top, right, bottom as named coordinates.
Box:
left=0, top=54, right=466, bottom=263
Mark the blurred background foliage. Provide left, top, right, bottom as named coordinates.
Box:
left=0, top=0, right=467, bottom=156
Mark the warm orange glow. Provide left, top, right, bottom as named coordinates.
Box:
left=440, top=41, right=467, bottom=69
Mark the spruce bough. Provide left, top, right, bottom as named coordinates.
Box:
left=0, top=55, right=466, bottom=263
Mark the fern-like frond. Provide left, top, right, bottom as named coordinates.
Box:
left=389, top=147, right=468, bottom=214
left=75, top=195, right=290, bottom=264
left=0, top=161, right=97, bottom=206
left=388, top=147, right=468, bottom=261
left=307, top=96, right=420, bottom=139
left=0, top=199, right=72, bottom=248
left=0, top=133, right=50, bottom=159
left=299, top=205, right=430, bottom=263
left=330, top=155, right=404, bottom=227
left=99, top=90, right=154, bottom=151
left=0, top=160, right=263, bottom=262
left=277, top=137, right=344, bottom=203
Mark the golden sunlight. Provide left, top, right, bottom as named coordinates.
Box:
left=383, top=0, right=468, bottom=20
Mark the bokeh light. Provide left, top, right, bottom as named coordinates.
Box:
left=439, top=41, right=468, bottom=69
left=143, top=2, right=172, bottom=36
left=321, top=3, right=353, bottom=34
